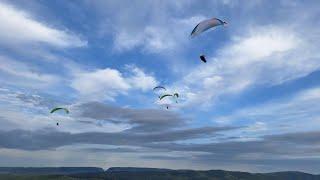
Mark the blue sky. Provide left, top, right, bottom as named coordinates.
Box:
left=1, top=0, right=320, bottom=173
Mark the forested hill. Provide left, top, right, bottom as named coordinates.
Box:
left=0, top=167, right=320, bottom=180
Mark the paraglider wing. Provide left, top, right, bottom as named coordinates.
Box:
left=191, top=23, right=200, bottom=36
left=153, top=86, right=166, bottom=91
left=50, top=107, right=69, bottom=114
left=50, top=107, right=69, bottom=126
left=159, top=94, right=173, bottom=100
left=173, top=93, right=179, bottom=103
left=200, top=55, right=207, bottom=63
left=191, top=18, right=227, bottom=37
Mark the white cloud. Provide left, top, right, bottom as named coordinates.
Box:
left=215, top=87, right=320, bottom=134
left=210, top=86, right=320, bottom=143
left=114, top=26, right=177, bottom=53
left=127, top=66, right=157, bottom=91
left=0, top=56, right=60, bottom=88
left=245, top=122, right=267, bottom=132
left=71, top=68, right=130, bottom=101
left=223, top=26, right=299, bottom=64
left=90, top=1, right=197, bottom=53
left=178, top=15, right=207, bottom=25
left=113, top=15, right=205, bottom=53
left=0, top=2, right=86, bottom=48
left=113, top=30, right=144, bottom=51
left=71, top=66, right=157, bottom=101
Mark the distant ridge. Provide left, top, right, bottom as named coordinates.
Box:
left=107, top=167, right=171, bottom=172
left=0, top=167, right=320, bottom=180
left=0, top=167, right=104, bottom=175
left=104, top=167, right=320, bottom=180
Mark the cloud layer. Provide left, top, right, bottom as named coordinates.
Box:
left=0, top=0, right=320, bottom=173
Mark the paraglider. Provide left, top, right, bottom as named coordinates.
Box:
left=153, top=86, right=166, bottom=91
left=159, top=92, right=180, bottom=105
left=200, top=55, right=207, bottom=63
left=153, top=85, right=167, bottom=99
left=50, top=107, right=69, bottom=126
left=159, top=94, right=173, bottom=100
left=190, top=18, right=227, bottom=64
left=50, top=107, right=69, bottom=114
left=153, top=86, right=177, bottom=110
left=191, top=17, right=227, bottom=38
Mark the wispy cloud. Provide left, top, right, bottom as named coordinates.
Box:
left=105, top=1, right=205, bottom=53
left=0, top=1, right=87, bottom=48
left=0, top=56, right=60, bottom=88
left=214, top=86, right=320, bottom=134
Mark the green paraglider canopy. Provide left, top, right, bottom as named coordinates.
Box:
left=50, top=107, right=69, bottom=126
left=159, top=93, right=179, bottom=102
left=153, top=86, right=166, bottom=91
left=50, top=107, right=69, bottom=114
left=173, top=93, right=179, bottom=103
left=159, top=94, right=173, bottom=100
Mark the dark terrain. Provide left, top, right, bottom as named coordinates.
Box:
left=0, top=167, right=319, bottom=180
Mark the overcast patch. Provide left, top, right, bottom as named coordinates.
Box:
left=0, top=125, right=236, bottom=151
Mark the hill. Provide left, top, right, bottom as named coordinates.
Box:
left=0, top=167, right=319, bottom=180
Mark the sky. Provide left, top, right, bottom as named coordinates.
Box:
left=0, top=0, right=320, bottom=173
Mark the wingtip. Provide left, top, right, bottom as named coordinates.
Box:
left=223, top=22, right=228, bottom=27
